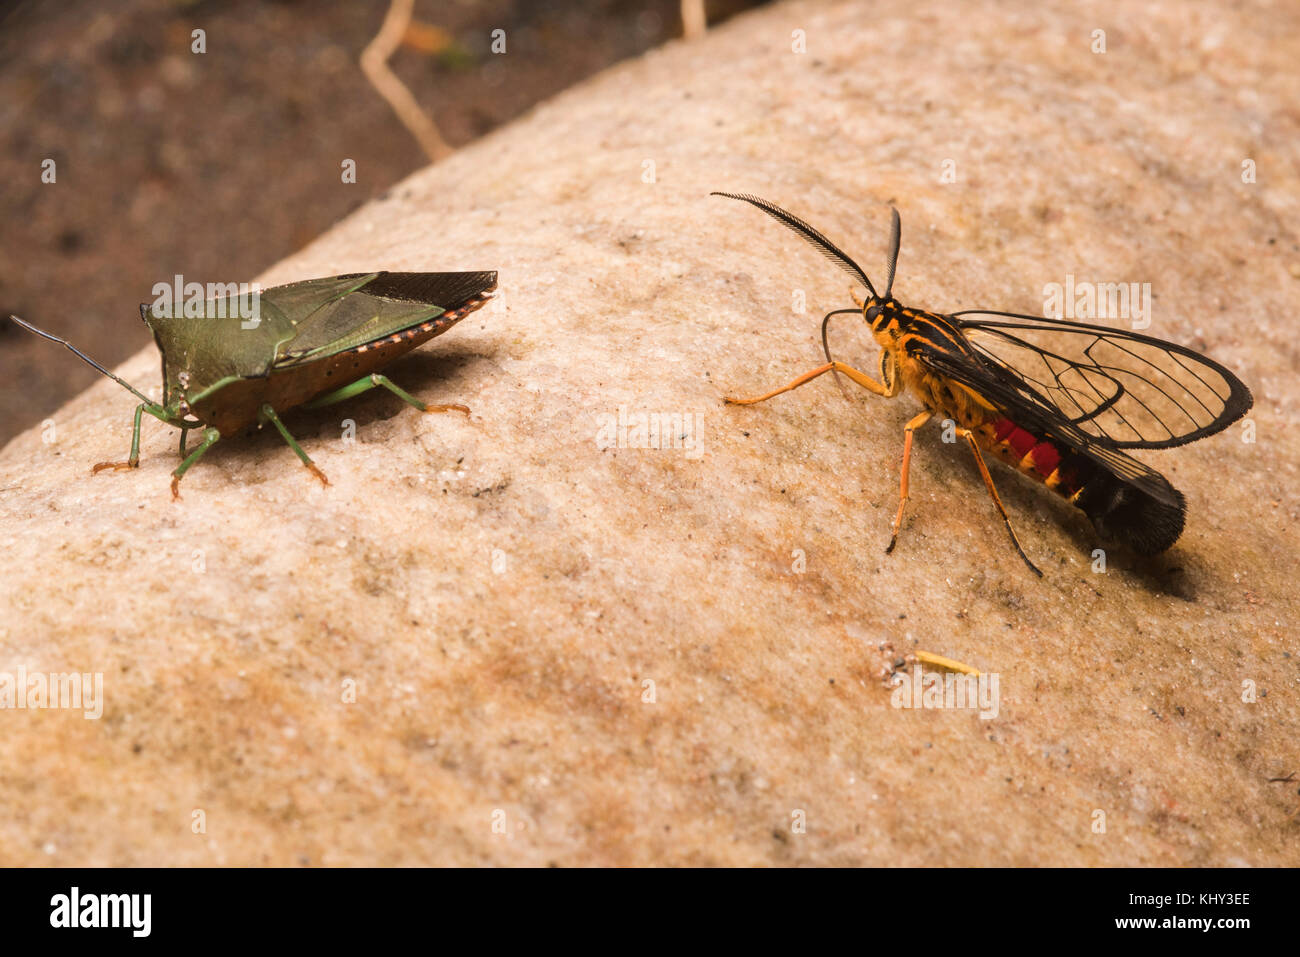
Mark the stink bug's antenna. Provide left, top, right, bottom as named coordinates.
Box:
left=711, top=192, right=878, bottom=299
left=883, top=207, right=901, bottom=299
left=9, top=315, right=156, bottom=407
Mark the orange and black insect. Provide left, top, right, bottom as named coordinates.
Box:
left=712, top=192, right=1253, bottom=576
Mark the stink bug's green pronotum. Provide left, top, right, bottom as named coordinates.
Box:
left=10, top=270, right=497, bottom=497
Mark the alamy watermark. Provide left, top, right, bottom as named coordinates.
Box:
left=150, top=275, right=262, bottom=329
left=596, top=406, right=704, bottom=459
left=1042, top=274, right=1151, bottom=329
left=49, top=887, right=150, bottom=937
left=0, top=667, right=103, bottom=719
left=890, top=665, right=1000, bottom=720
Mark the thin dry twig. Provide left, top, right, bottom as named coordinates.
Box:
left=361, top=0, right=453, bottom=163
left=681, top=0, right=708, bottom=39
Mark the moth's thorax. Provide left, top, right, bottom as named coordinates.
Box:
left=859, top=297, right=993, bottom=426
left=864, top=298, right=969, bottom=354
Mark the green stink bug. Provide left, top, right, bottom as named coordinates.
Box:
left=10, top=270, right=497, bottom=497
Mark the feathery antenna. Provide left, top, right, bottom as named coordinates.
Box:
left=711, top=192, right=877, bottom=298
left=883, top=206, right=901, bottom=299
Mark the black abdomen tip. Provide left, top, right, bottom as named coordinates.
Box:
left=1076, top=475, right=1186, bottom=555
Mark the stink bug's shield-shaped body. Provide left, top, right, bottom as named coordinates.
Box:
left=11, top=270, right=497, bottom=497
left=143, top=272, right=496, bottom=434
left=712, top=191, right=1252, bottom=576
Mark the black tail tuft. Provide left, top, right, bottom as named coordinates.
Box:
left=1075, top=474, right=1186, bottom=555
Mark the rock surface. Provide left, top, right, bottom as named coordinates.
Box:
left=0, top=0, right=1296, bottom=865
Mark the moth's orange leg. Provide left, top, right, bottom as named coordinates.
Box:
left=724, top=359, right=896, bottom=405
left=954, top=426, right=1043, bottom=577
left=886, top=409, right=934, bottom=554
left=849, top=285, right=866, bottom=309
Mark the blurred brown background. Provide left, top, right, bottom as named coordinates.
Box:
left=0, top=0, right=761, bottom=445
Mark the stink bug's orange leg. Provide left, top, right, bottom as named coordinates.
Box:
left=259, top=404, right=328, bottom=488
left=954, top=426, right=1043, bottom=578
left=92, top=402, right=147, bottom=474
left=303, top=373, right=470, bottom=415
left=724, top=360, right=896, bottom=405
left=170, top=427, right=221, bottom=500
left=886, top=409, right=934, bottom=554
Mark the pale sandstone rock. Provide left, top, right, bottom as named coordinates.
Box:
left=0, top=0, right=1296, bottom=865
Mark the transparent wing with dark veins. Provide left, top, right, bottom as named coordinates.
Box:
left=912, top=342, right=1183, bottom=506
left=951, top=310, right=1253, bottom=449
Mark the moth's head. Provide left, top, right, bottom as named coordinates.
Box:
left=862, top=296, right=899, bottom=332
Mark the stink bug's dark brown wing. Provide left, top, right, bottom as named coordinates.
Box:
left=359, top=271, right=498, bottom=306
left=271, top=271, right=497, bottom=367
left=948, top=310, right=1253, bottom=449
left=910, top=338, right=1189, bottom=506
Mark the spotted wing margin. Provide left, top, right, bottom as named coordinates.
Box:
left=272, top=271, right=497, bottom=366
left=949, top=310, right=1252, bottom=449
left=911, top=339, right=1184, bottom=506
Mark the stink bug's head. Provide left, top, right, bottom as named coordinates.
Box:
left=140, top=290, right=289, bottom=415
